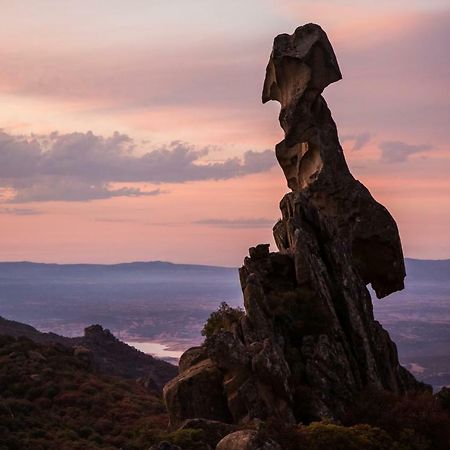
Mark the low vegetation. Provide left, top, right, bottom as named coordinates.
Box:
left=257, top=389, right=450, bottom=450
left=1, top=333, right=449, bottom=449
left=0, top=335, right=168, bottom=450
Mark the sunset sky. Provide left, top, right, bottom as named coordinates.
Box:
left=0, top=0, right=449, bottom=265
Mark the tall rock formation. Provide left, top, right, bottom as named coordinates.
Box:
left=164, top=23, right=425, bottom=427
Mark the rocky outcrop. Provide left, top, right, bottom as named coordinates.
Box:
left=0, top=317, right=177, bottom=390
left=82, top=324, right=177, bottom=390
left=164, top=23, right=426, bottom=427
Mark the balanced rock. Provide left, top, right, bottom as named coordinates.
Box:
left=164, top=23, right=426, bottom=427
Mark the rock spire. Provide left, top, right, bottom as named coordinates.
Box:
left=164, top=23, right=425, bottom=428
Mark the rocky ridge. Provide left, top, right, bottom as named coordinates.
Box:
left=163, top=23, right=427, bottom=433
left=0, top=316, right=176, bottom=390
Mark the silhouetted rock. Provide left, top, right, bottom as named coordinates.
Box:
left=164, top=23, right=427, bottom=428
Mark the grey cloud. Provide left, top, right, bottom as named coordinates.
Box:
left=10, top=179, right=163, bottom=203
left=0, top=131, right=275, bottom=202
left=378, top=141, right=432, bottom=163
left=194, top=218, right=275, bottom=229
left=341, top=132, right=371, bottom=151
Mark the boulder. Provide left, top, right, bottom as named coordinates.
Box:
left=178, top=346, right=208, bottom=373
left=164, top=359, right=232, bottom=427
left=216, top=430, right=282, bottom=450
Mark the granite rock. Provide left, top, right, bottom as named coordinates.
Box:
left=164, top=23, right=427, bottom=427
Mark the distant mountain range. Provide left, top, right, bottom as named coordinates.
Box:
left=0, top=257, right=447, bottom=279
left=402, top=258, right=450, bottom=284
left=0, top=260, right=236, bottom=278
left=0, top=258, right=448, bottom=389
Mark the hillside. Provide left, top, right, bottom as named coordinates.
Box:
left=0, top=317, right=177, bottom=390
left=1, top=333, right=450, bottom=450
left=0, top=334, right=169, bottom=450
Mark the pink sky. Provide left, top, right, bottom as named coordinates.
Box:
left=0, top=1, right=449, bottom=265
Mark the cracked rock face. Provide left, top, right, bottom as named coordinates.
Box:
left=164, top=23, right=426, bottom=428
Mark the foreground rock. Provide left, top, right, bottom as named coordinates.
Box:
left=216, top=430, right=282, bottom=450
left=164, top=23, right=427, bottom=427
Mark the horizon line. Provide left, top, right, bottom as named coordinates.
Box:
left=0, top=257, right=449, bottom=268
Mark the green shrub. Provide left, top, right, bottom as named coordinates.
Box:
left=300, top=422, right=395, bottom=450
left=201, top=302, right=244, bottom=338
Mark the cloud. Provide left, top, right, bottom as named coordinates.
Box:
left=10, top=180, right=163, bottom=203
left=0, top=207, right=41, bottom=215
left=0, top=130, right=275, bottom=202
left=379, top=141, right=432, bottom=163
left=1, top=7, right=448, bottom=153
left=194, top=218, right=275, bottom=229
left=341, top=132, right=371, bottom=151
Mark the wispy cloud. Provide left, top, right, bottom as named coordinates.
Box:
left=193, top=218, right=275, bottom=229
left=379, top=141, right=432, bottom=163
left=0, top=131, right=275, bottom=202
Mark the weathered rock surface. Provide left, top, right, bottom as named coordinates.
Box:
left=164, top=359, right=231, bottom=427
left=164, top=23, right=426, bottom=427
left=216, top=430, right=282, bottom=450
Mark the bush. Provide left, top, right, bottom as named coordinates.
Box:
left=167, top=428, right=205, bottom=448
left=300, top=422, right=394, bottom=450
left=201, top=302, right=244, bottom=338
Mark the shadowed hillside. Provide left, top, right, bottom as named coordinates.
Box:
left=0, top=316, right=177, bottom=390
